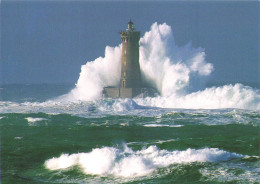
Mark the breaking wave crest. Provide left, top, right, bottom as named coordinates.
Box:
left=136, top=83, right=260, bottom=110
left=60, top=22, right=259, bottom=110
left=45, top=145, right=243, bottom=178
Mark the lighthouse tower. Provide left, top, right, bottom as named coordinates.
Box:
left=120, top=20, right=141, bottom=88
left=103, top=21, right=157, bottom=98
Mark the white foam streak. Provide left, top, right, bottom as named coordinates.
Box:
left=45, top=145, right=243, bottom=178
left=25, top=117, right=47, bottom=123
left=143, top=124, right=183, bottom=127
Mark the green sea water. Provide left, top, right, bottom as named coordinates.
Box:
left=0, top=84, right=259, bottom=183
left=1, top=111, right=259, bottom=184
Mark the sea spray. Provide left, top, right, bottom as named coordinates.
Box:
left=70, top=46, right=122, bottom=101
left=9, top=22, right=257, bottom=110
left=139, top=22, right=213, bottom=96
left=65, top=22, right=260, bottom=110
left=68, top=22, right=214, bottom=101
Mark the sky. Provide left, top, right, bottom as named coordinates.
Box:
left=1, top=0, right=259, bottom=86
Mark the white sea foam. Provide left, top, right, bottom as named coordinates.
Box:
left=45, top=145, right=243, bottom=178
left=200, top=163, right=260, bottom=183
left=135, top=84, right=260, bottom=110
left=97, top=98, right=141, bottom=112
left=155, top=139, right=177, bottom=144
left=127, top=139, right=177, bottom=147
left=25, top=117, right=47, bottom=123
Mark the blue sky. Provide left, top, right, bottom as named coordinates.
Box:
left=1, top=1, right=259, bottom=86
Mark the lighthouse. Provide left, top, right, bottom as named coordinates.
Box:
left=103, top=21, right=157, bottom=98
left=120, top=20, right=141, bottom=89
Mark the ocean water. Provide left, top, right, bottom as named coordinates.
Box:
left=1, top=22, right=260, bottom=183
left=1, top=84, right=260, bottom=184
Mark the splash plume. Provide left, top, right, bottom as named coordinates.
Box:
left=66, top=22, right=259, bottom=110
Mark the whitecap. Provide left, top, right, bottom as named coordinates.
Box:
left=25, top=117, right=47, bottom=123
left=45, top=145, right=243, bottom=178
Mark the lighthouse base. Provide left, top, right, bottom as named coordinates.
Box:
left=102, top=87, right=158, bottom=98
